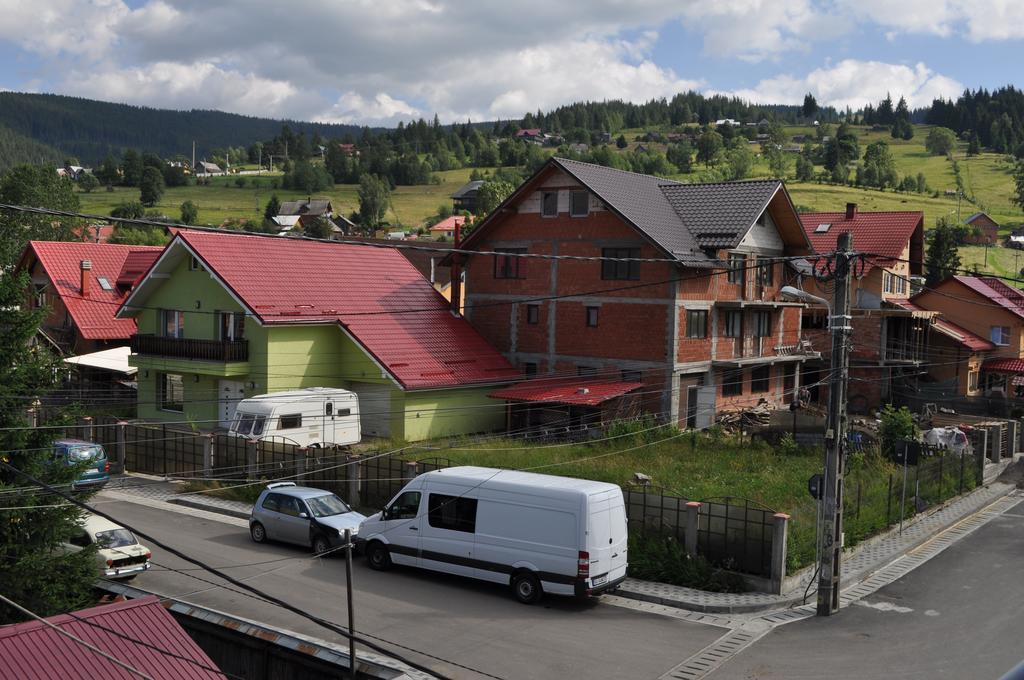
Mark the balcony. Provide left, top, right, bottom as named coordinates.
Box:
left=131, top=334, right=248, bottom=362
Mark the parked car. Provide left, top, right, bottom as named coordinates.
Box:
left=63, top=514, right=151, bottom=580
left=53, top=439, right=110, bottom=489
left=249, top=482, right=366, bottom=555
left=229, top=387, right=361, bottom=448
left=357, top=466, right=629, bottom=604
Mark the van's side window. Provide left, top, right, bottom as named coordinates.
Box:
left=386, top=491, right=421, bottom=520
left=325, top=403, right=333, bottom=416
left=428, top=494, right=477, bottom=533
left=262, top=493, right=281, bottom=513
left=279, top=414, right=302, bottom=429
left=337, top=408, right=351, bottom=416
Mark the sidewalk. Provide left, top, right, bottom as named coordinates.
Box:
left=107, top=463, right=1020, bottom=615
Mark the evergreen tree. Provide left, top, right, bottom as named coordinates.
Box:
left=304, top=216, right=335, bottom=240
left=264, top=194, right=281, bottom=221
left=616, top=135, right=627, bottom=149
left=139, top=166, right=165, bottom=207
left=121, top=149, right=144, bottom=187
left=0, top=165, right=80, bottom=267
left=802, top=93, right=819, bottom=120
left=357, top=174, right=391, bottom=229
left=696, top=130, right=724, bottom=167
left=967, top=132, right=981, bottom=156
left=95, top=154, right=121, bottom=186
left=795, top=155, right=815, bottom=181
left=1014, top=162, right=1024, bottom=212
left=925, top=217, right=963, bottom=286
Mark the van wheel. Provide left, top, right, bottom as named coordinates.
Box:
left=366, top=541, right=392, bottom=571
left=312, top=534, right=331, bottom=556
left=512, top=572, right=542, bottom=604
left=250, top=522, right=267, bottom=543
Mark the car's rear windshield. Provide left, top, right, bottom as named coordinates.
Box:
left=306, top=494, right=351, bottom=517
left=68, top=445, right=105, bottom=461
left=95, top=528, right=136, bottom=549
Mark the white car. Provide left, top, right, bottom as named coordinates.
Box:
left=64, top=514, right=152, bottom=579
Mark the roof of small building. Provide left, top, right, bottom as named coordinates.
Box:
left=942, top=276, right=1024, bottom=321
left=798, top=209, right=923, bottom=273
left=516, top=128, right=542, bottom=137
left=451, top=180, right=484, bottom=199
left=19, top=241, right=163, bottom=340
left=982, top=357, right=1024, bottom=374
left=965, top=212, right=997, bottom=226
left=121, top=231, right=515, bottom=389
left=429, top=215, right=471, bottom=232
left=278, top=199, right=332, bottom=216
left=0, top=596, right=224, bottom=679
left=889, top=299, right=995, bottom=351
left=489, top=378, right=643, bottom=406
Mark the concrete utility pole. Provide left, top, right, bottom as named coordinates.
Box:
left=818, top=231, right=854, bottom=616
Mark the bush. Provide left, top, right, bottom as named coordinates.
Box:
left=627, top=532, right=747, bottom=592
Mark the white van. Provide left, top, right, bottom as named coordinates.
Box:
left=358, top=466, right=628, bottom=604
left=229, top=387, right=361, bottom=448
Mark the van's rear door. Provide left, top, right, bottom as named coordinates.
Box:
left=586, top=489, right=628, bottom=589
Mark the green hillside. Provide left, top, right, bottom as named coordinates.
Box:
left=0, top=124, right=63, bottom=173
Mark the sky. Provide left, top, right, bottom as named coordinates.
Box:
left=0, top=0, right=1020, bottom=127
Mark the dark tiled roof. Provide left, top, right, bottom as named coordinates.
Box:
left=660, top=180, right=781, bottom=248
left=279, top=199, right=332, bottom=216
left=451, top=180, right=484, bottom=199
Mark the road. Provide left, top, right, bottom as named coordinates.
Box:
left=711, top=496, right=1024, bottom=680
left=96, top=497, right=723, bottom=680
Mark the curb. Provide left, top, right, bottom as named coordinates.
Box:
left=616, top=479, right=1017, bottom=614
left=169, top=497, right=252, bottom=520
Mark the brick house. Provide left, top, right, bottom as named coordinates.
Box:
left=17, top=241, right=163, bottom=355
left=963, top=212, right=999, bottom=245
left=453, top=157, right=817, bottom=429
left=912, top=276, right=1024, bottom=397
left=796, top=204, right=927, bottom=411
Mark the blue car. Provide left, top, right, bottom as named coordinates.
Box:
left=53, top=439, right=110, bottom=489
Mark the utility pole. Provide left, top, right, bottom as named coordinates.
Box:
left=818, top=230, right=854, bottom=617
left=344, top=528, right=356, bottom=679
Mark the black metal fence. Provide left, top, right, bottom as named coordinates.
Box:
left=697, top=497, right=775, bottom=577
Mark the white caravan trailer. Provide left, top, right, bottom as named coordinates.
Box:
left=357, top=466, right=628, bottom=604
left=229, top=388, right=360, bottom=448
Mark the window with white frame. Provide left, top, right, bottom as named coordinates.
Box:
left=219, top=311, right=245, bottom=341
left=160, top=309, right=184, bottom=338
left=968, top=370, right=979, bottom=392
left=991, top=326, right=1011, bottom=346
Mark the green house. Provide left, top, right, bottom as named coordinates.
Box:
left=117, top=230, right=520, bottom=441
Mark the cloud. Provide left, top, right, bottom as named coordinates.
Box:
left=322, top=92, right=422, bottom=125
left=842, top=0, right=1024, bottom=42
left=719, top=59, right=964, bottom=109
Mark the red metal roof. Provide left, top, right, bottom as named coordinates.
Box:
left=489, top=378, right=643, bottom=406
left=516, top=128, right=542, bottom=137
left=21, top=241, right=164, bottom=340
left=982, top=358, right=1024, bottom=374
left=949, top=276, right=1024, bottom=321
left=889, top=299, right=995, bottom=351
left=428, top=215, right=470, bottom=233
left=0, top=596, right=224, bottom=679
left=170, top=231, right=519, bottom=390
left=799, top=210, right=923, bottom=273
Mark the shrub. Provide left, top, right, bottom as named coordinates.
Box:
left=627, top=532, right=747, bottom=593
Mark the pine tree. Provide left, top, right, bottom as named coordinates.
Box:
left=925, top=217, right=963, bottom=286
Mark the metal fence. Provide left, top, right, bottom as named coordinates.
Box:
left=697, top=497, right=775, bottom=577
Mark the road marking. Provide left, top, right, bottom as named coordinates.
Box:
left=98, top=489, right=249, bottom=528
left=924, top=610, right=940, bottom=616
left=853, top=600, right=913, bottom=613
left=659, top=623, right=771, bottom=680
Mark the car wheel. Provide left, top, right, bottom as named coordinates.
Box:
left=250, top=522, right=267, bottom=543
left=512, top=572, right=542, bottom=605
left=366, top=541, right=392, bottom=571
left=312, top=534, right=331, bottom=556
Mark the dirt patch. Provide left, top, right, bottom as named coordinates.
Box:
left=996, top=459, right=1024, bottom=488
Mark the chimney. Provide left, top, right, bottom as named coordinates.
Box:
left=450, top=221, right=463, bottom=316
left=80, top=260, right=92, bottom=297
left=846, top=203, right=857, bottom=220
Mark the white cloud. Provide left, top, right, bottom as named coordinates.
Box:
left=842, top=0, right=1024, bottom=42
left=322, top=92, right=422, bottom=125
left=720, top=59, right=964, bottom=109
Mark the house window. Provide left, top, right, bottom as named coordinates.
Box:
left=968, top=370, right=979, bottom=392
left=158, top=373, right=184, bottom=412
left=991, top=326, right=1011, bottom=346
left=160, top=309, right=184, bottom=338
left=541, top=191, right=558, bottom=217
left=754, top=311, right=772, bottom=337
left=757, top=260, right=774, bottom=286
left=523, top=362, right=538, bottom=377
left=428, top=493, right=477, bottom=533
left=728, top=253, right=746, bottom=285
left=32, top=284, right=46, bottom=308
left=802, top=312, right=826, bottom=330
left=622, top=370, right=642, bottom=382
left=883, top=272, right=893, bottom=294
left=219, top=311, right=245, bottom=341
left=722, top=368, right=743, bottom=397
left=189, top=255, right=203, bottom=272
left=601, top=247, right=640, bottom=280
left=494, top=247, right=526, bottom=279
left=586, top=306, right=599, bottom=327
left=569, top=190, right=589, bottom=217
left=686, top=310, right=708, bottom=338
left=724, top=310, right=743, bottom=338
left=526, top=304, right=539, bottom=325
left=279, top=414, right=302, bottom=430
left=751, top=366, right=771, bottom=393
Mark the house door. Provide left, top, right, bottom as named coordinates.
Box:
left=695, top=385, right=716, bottom=429
left=219, top=380, right=245, bottom=429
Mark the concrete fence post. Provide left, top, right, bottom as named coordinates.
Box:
left=1007, top=421, right=1019, bottom=457
left=989, top=425, right=1002, bottom=462
left=685, top=501, right=701, bottom=557
left=347, top=455, right=362, bottom=509
left=975, top=428, right=987, bottom=483
left=405, top=460, right=419, bottom=481
left=79, top=416, right=94, bottom=442
left=116, top=421, right=127, bottom=474
left=202, top=434, right=214, bottom=478
left=770, top=513, right=790, bottom=595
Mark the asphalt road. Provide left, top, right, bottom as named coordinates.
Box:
left=712, top=496, right=1024, bottom=680
left=97, top=498, right=723, bottom=680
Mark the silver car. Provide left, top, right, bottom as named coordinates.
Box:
left=249, top=482, right=366, bottom=555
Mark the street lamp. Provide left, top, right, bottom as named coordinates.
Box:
left=780, top=285, right=829, bottom=308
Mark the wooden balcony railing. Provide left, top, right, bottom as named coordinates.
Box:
left=131, top=335, right=248, bottom=362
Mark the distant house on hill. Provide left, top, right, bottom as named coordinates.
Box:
left=451, top=180, right=484, bottom=213
left=963, top=212, right=999, bottom=245
left=515, top=128, right=543, bottom=141
left=429, top=214, right=471, bottom=239
left=337, top=143, right=359, bottom=156
left=196, top=161, right=222, bottom=174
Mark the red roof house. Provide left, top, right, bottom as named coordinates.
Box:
left=428, top=214, right=471, bottom=236
left=0, top=596, right=224, bottom=679
left=118, top=230, right=519, bottom=439
left=17, top=241, right=163, bottom=355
